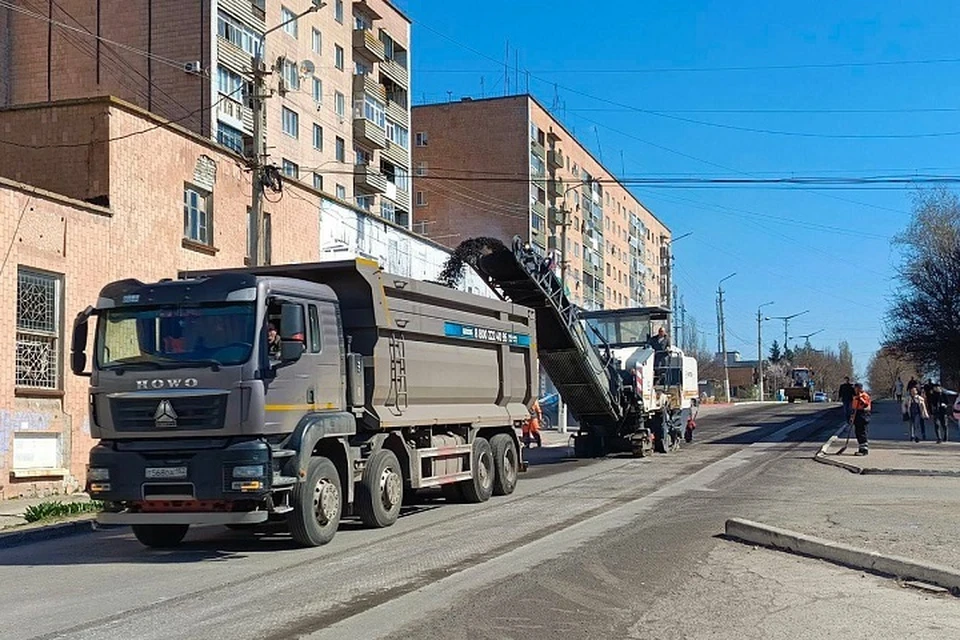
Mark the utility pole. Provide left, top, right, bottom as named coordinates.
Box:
left=770, top=310, right=809, bottom=353
left=680, top=297, right=686, bottom=351
left=556, top=200, right=570, bottom=434
left=672, top=281, right=679, bottom=344
left=249, top=1, right=324, bottom=267
left=718, top=273, right=736, bottom=402
left=757, top=301, right=774, bottom=401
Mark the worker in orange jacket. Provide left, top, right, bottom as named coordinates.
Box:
left=850, top=383, right=872, bottom=456
left=523, top=400, right=543, bottom=448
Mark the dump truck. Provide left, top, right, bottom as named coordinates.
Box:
left=475, top=238, right=699, bottom=458
left=70, top=259, right=535, bottom=548
left=785, top=367, right=814, bottom=403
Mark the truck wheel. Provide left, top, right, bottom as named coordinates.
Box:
left=356, top=449, right=404, bottom=528
left=461, top=437, right=494, bottom=503
left=490, top=433, right=518, bottom=496
left=288, top=456, right=342, bottom=547
left=132, top=524, right=189, bottom=548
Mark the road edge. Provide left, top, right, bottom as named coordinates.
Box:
left=813, top=423, right=960, bottom=477
left=725, top=517, right=960, bottom=595
left=0, top=516, right=98, bottom=549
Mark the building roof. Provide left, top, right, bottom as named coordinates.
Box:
left=413, top=93, right=671, bottom=233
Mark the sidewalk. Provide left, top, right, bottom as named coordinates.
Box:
left=816, top=399, right=960, bottom=476
left=0, top=493, right=91, bottom=530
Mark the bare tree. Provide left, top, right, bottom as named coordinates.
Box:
left=866, top=346, right=921, bottom=398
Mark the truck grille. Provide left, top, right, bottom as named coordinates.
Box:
left=110, top=395, right=227, bottom=431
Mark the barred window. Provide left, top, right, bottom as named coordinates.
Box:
left=16, top=268, right=62, bottom=390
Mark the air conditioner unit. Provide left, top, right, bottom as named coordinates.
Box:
left=184, top=61, right=202, bottom=74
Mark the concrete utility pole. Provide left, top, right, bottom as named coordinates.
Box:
left=249, top=1, right=325, bottom=267
left=770, top=310, right=809, bottom=352
left=756, top=301, right=774, bottom=401
left=717, top=273, right=736, bottom=402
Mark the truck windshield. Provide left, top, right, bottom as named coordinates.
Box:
left=96, top=302, right=256, bottom=369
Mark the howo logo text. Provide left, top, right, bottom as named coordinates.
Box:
left=135, top=378, right=199, bottom=390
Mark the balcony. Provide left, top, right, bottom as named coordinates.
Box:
left=385, top=98, right=408, bottom=124
left=353, top=28, right=385, bottom=61
left=381, top=139, right=409, bottom=168
left=216, top=95, right=253, bottom=134
left=531, top=138, right=545, bottom=158
left=548, top=148, right=564, bottom=169
left=531, top=200, right=546, bottom=218
left=380, top=57, right=409, bottom=88
left=548, top=178, right=564, bottom=199
left=354, top=164, right=388, bottom=193
left=353, top=73, right=386, bottom=101
left=354, top=117, right=386, bottom=149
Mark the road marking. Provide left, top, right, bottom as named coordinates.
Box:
left=304, top=416, right=819, bottom=640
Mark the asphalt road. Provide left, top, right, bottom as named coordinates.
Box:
left=2, top=402, right=938, bottom=640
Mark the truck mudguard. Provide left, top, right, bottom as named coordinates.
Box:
left=283, top=412, right=356, bottom=488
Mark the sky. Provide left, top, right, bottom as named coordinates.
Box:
left=392, top=0, right=960, bottom=376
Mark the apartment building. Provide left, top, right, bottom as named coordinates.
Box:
left=412, top=95, right=671, bottom=310
left=0, top=0, right=413, bottom=227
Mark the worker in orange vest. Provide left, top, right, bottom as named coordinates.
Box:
left=523, top=399, right=543, bottom=448
left=850, top=383, right=872, bottom=456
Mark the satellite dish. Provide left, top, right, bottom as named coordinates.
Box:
left=299, top=60, right=316, bottom=77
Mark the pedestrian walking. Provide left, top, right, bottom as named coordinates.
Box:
left=929, top=382, right=949, bottom=443
left=838, top=377, right=855, bottom=424
left=894, top=378, right=904, bottom=404
left=522, top=399, right=543, bottom=448
left=907, top=377, right=919, bottom=393
left=851, top=383, right=872, bottom=456
left=902, top=386, right=929, bottom=443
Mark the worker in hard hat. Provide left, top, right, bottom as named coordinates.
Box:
left=523, top=399, right=543, bottom=448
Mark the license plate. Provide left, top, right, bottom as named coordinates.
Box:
left=145, top=467, right=187, bottom=479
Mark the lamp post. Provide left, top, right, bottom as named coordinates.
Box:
left=717, top=272, right=736, bottom=402
left=757, top=301, right=774, bottom=401
left=769, top=310, right=809, bottom=352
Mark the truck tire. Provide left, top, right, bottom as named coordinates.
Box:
left=356, top=449, right=404, bottom=528
left=288, top=456, right=342, bottom=547
left=132, top=524, right=189, bottom=548
left=490, top=433, right=518, bottom=496
left=460, top=437, right=494, bottom=503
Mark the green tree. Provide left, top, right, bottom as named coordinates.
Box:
left=769, top=340, right=782, bottom=363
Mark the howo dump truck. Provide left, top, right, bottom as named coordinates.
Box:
left=71, top=259, right=535, bottom=548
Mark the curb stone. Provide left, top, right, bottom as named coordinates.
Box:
left=0, top=517, right=97, bottom=549
left=812, top=422, right=960, bottom=477
left=725, top=517, right=960, bottom=595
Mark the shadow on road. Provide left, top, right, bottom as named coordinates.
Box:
left=704, top=406, right=840, bottom=445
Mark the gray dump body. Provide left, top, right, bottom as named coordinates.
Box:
left=184, top=259, right=536, bottom=431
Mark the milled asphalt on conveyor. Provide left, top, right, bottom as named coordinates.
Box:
left=0, top=403, right=836, bottom=640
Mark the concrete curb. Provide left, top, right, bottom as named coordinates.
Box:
left=725, top=517, right=960, bottom=595
left=0, top=516, right=97, bottom=549
left=813, top=423, right=960, bottom=477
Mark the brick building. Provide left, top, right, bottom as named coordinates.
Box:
left=411, top=95, right=672, bottom=311
left=0, top=96, right=482, bottom=499
left=0, top=0, right=413, bottom=227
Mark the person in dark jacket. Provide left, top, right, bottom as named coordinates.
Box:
left=838, top=377, right=855, bottom=424
left=648, top=326, right=670, bottom=351
left=929, top=382, right=949, bottom=443
left=907, top=377, right=919, bottom=393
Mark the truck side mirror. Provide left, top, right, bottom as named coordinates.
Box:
left=70, top=306, right=94, bottom=377
left=280, top=303, right=305, bottom=363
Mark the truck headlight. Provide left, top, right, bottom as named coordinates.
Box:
left=232, top=465, right=265, bottom=479
left=87, top=467, right=110, bottom=481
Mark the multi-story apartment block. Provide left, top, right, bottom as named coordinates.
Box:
left=411, top=95, right=671, bottom=310
left=0, top=0, right=413, bottom=227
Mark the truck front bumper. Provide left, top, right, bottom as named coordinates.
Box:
left=98, top=510, right=268, bottom=526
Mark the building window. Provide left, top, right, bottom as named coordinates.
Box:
left=357, top=93, right=385, bottom=128
left=335, top=91, right=345, bottom=118
left=415, top=161, right=428, bottom=177
left=217, top=65, right=244, bottom=100
left=356, top=195, right=375, bottom=211
left=416, top=191, right=426, bottom=206
left=313, top=172, right=323, bottom=191
left=247, top=209, right=272, bottom=265
left=281, top=6, right=297, bottom=37
left=312, top=77, right=323, bottom=104
left=334, top=44, right=344, bottom=71
left=282, top=107, right=299, bottom=138
left=381, top=199, right=396, bottom=223
left=335, top=136, right=345, bottom=162
left=355, top=145, right=372, bottom=166
left=15, top=268, right=62, bottom=390
left=183, top=185, right=211, bottom=245
left=217, top=11, right=259, bottom=56
left=282, top=58, right=300, bottom=91
left=311, top=27, right=322, bottom=54
left=334, top=0, right=344, bottom=23
left=415, top=131, right=428, bottom=147
left=385, top=119, right=408, bottom=149
left=313, top=123, right=323, bottom=150
left=336, top=183, right=346, bottom=199
left=217, top=122, right=244, bottom=153
left=282, top=159, right=299, bottom=179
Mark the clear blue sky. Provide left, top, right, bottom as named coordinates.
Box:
left=393, top=0, right=960, bottom=376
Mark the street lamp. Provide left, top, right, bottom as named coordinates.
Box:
left=768, top=310, right=809, bottom=351
left=789, top=329, right=824, bottom=346
left=756, top=301, right=774, bottom=401
left=717, top=272, right=736, bottom=402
